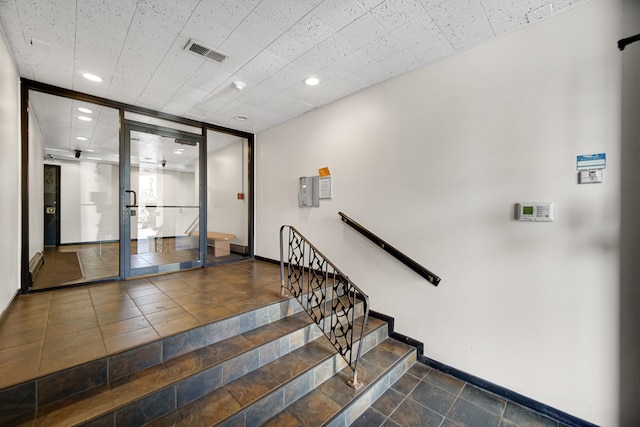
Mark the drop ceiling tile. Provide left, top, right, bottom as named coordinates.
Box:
left=314, top=33, right=359, bottom=63
left=313, top=0, right=367, bottom=31
left=362, top=33, right=403, bottom=62
left=128, top=0, right=195, bottom=47
left=298, top=0, right=329, bottom=11
left=286, top=13, right=335, bottom=49
left=551, top=0, right=586, bottom=9
left=370, top=0, right=428, bottom=31
left=337, top=13, right=388, bottom=49
left=377, top=48, right=421, bottom=75
left=187, top=0, right=252, bottom=44
left=178, top=3, right=237, bottom=49
left=77, top=0, right=137, bottom=31
left=291, top=49, right=333, bottom=74
left=418, top=0, right=449, bottom=10
left=253, top=90, right=298, bottom=110
left=171, top=85, right=210, bottom=106
left=235, top=49, right=289, bottom=84
left=281, top=81, right=317, bottom=102
left=254, top=0, right=311, bottom=32
left=112, top=37, right=167, bottom=82
left=481, top=0, right=542, bottom=34
left=355, top=0, right=387, bottom=11
left=430, top=0, right=495, bottom=50
left=71, top=59, right=112, bottom=97
left=316, top=62, right=352, bottom=84
left=31, top=47, right=75, bottom=87
left=234, top=11, right=285, bottom=49
left=334, top=48, right=377, bottom=73
left=216, top=33, right=263, bottom=71
left=186, top=62, right=233, bottom=94
left=15, top=0, right=76, bottom=49
left=273, top=62, right=307, bottom=87
left=233, top=0, right=264, bottom=12
left=145, top=50, right=204, bottom=98
left=241, top=85, right=280, bottom=106
left=0, top=5, right=33, bottom=77
left=136, top=90, right=175, bottom=111
left=355, top=61, right=395, bottom=86
left=391, top=14, right=454, bottom=64
left=257, top=74, right=293, bottom=92
left=266, top=33, right=309, bottom=62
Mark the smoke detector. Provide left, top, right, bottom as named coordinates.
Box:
left=184, top=39, right=228, bottom=63
left=232, top=81, right=246, bottom=92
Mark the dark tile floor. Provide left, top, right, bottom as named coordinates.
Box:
left=352, top=363, right=568, bottom=427
left=1, top=260, right=571, bottom=426
left=0, top=260, right=283, bottom=390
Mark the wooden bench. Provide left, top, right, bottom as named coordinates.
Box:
left=189, top=231, right=236, bottom=257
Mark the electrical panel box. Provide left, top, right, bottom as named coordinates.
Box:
left=298, top=176, right=319, bottom=208
left=516, top=202, right=554, bottom=222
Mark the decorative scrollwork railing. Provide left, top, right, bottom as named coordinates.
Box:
left=280, top=225, right=369, bottom=389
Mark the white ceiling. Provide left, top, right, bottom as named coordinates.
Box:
left=1, top=0, right=587, bottom=134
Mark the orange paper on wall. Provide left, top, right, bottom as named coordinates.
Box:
left=318, top=167, right=330, bottom=177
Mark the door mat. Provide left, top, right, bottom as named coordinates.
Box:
left=32, top=251, right=84, bottom=290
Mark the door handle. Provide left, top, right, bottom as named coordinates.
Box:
left=125, top=190, right=137, bottom=207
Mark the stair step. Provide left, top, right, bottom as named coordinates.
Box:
left=263, top=338, right=416, bottom=427
left=3, top=295, right=373, bottom=426
left=1, top=297, right=304, bottom=426
left=151, top=316, right=392, bottom=426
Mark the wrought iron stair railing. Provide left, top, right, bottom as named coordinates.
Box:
left=280, top=225, right=369, bottom=389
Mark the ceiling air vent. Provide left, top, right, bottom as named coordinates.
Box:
left=184, top=39, right=228, bottom=63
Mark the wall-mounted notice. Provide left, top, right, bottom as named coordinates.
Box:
left=577, top=153, right=606, bottom=170
left=319, top=166, right=332, bottom=199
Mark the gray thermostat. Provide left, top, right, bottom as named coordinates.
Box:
left=516, top=202, right=554, bottom=222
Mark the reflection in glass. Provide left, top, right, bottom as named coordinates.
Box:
left=29, top=91, right=120, bottom=289
left=206, top=130, right=249, bottom=265
left=128, top=130, right=201, bottom=271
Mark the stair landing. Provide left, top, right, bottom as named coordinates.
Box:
left=0, top=261, right=285, bottom=392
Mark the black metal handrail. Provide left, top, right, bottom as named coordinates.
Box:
left=280, top=225, right=369, bottom=389
left=339, top=212, right=441, bottom=286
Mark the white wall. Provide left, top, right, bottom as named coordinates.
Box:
left=53, top=161, right=198, bottom=244
left=57, top=161, right=119, bottom=244
left=28, top=108, right=44, bottom=260
left=256, top=1, right=622, bottom=425
left=208, top=139, right=249, bottom=244
left=0, top=27, right=21, bottom=315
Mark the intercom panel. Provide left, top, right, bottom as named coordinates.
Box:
left=298, top=176, right=319, bottom=208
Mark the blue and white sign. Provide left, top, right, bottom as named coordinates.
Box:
left=577, top=153, right=606, bottom=170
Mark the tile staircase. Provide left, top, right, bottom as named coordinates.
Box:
left=1, top=288, right=416, bottom=426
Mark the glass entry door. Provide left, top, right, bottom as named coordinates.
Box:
left=122, top=123, right=204, bottom=277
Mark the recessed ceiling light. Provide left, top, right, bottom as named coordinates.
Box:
left=174, top=150, right=182, bottom=154
left=82, top=73, right=103, bottom=82
left=85, top=149, right=95, bottom=152
left=76, top=137, right=88, bottom=141
left=305, top=77, right=320, bottom=86
left=78, top=116, right=92, bottom=121
left=78, top=107, right=93, bottom=114
left=235, top=115, right=249, bottom=121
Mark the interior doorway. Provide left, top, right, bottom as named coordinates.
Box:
left=23, top=84, right=254, bottom=292
left=122, top=122, right=204, bottom=278
left=43, top=164, right=60, bottom=247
